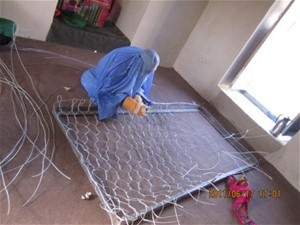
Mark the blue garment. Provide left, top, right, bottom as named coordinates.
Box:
left=81, top=46, right=160, bottom=120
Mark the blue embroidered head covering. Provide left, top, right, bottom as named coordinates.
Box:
left=81, top=46, right=160, bottom=120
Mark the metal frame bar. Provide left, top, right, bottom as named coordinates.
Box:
left=53, top=102, right=258, bottom=224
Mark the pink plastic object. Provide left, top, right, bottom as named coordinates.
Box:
left=227, top=174, right=257, bottom=225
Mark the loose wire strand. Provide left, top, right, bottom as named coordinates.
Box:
left=0, top=34, right=70, bottom=214
left=13, top=38, right=72, bottom=180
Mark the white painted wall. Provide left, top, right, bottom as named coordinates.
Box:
left=116, top=0, right=150, bottom=40
left=132, top=0, right=208, bottom=67
left=174, top=0, right=274, bottom=102
left=265, top=132, right=300, bottom=191
left=117, top=0, right=208, bottom=67
left=0, top=0, right=57, bottom=41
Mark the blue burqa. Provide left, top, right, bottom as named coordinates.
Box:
left=81, top=46, right=160, bottom=120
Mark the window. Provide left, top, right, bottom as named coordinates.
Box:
left=219, top=0, right=299, bottom=138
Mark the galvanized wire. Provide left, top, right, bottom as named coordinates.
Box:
left=53, top=97, right=258, bottom=224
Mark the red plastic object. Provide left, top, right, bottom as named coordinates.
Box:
left=227, top=174, right=257, bottom=225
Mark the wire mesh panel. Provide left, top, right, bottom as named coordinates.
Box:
left=53, top=97, right=257, bottom=224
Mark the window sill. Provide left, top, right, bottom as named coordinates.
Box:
left=220, top=87, right=292, bottom=146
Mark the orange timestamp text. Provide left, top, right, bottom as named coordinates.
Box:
left=209, top=189, right=281, bottom=198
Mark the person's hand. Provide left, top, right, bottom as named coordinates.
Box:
left=122, top=96, right=148, bottom=117
left=134, top=95, right=149, bottom=116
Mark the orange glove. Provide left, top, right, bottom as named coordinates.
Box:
left=122, top=95, right=148, bottom=116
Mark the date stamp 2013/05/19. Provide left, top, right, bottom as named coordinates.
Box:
left=209, top=189, right=281, bottom=199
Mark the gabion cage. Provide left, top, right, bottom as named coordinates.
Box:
left=53, top=97, right=257, bottom=224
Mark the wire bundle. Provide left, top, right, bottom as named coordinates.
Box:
left=0, top=38, right=70, bottom=215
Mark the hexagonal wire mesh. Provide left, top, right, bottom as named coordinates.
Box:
left=53, top=97, right=258, bottom=225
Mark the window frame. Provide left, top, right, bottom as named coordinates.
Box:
left=219, top=0, right=294, bottom=88
left=218, top=0, right=299, bottom=138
